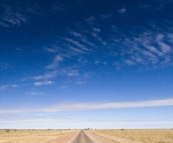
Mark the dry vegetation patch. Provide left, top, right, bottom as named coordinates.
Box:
left=0, top=129, right=76, bottom=143
left=95, top=129, right=173, bottom=143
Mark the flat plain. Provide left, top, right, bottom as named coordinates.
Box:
left=93, top=129, right=173, bottom=143
left=0, top=129, right=173, bottom=143
left=0, top=129, right=78, bottom=143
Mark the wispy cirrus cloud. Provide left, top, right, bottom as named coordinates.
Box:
left=0, top=117, right=173, bottom=129
left=119, top=8, right=126, bottom=14
left=0, top=84, right=19, bottom=91
left=0, top=85, right=9, bottom=90
left=122, top=32, right=173, bottom=66
left=46, top=46, right=60, bottom=53
left=0, top=62, right=12, bottom=69
left=91, top=32, right=107, bottom=45
left=0, top=5, right=26, bottom=27
left=32, top=70, right=58, bottom=80
left=34, top=80, right=53, bottom=86
left=124, top=60, right=135, bottom=65
left=68, top=46, right=85, bottom=54
left=46, top=55, right=63, bottom=69
left=26, top=92, right=44, bottom=95
left=0, top=98, right=173, bottom=114
left=60, top=68, right=80, bottom=78
left=69, top=31, right=96, bottom=47
left=168, top=34, right=173, bottom=44
left=75, top=81, right=86, bottom=85
left=101, top=14, right=112, bottom=20
left=32, top=42, right=91, bottom=85
left=85, top=16, right=96, bottom=25
left=66, top=70, right=79, bottom=77
left=60, top=67, right=92, bottom=84
left=156, top=34, right=172, bottom=53
left=93, top=28, right=101, bottom=32
left=64, top=38, right=89, bottom=51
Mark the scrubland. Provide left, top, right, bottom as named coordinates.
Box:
left=1, top=129, right=173, bottom=143
left=95, top=129, right=173, bottom=143
left=0, top=129, right=75, bottom=143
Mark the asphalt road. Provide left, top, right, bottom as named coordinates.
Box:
left=72, top=130, right=93, bottom=143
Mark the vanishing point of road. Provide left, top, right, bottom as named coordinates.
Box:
left=72, top=130, right=93, bottom=143
left=66, top=130, right=125, bottom=143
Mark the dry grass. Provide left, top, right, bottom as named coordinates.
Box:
left=0, top=129, right=75, bottom=143
left=95, top=129, right=173, bottom=143
left=0, top=129, right=67, bottom=137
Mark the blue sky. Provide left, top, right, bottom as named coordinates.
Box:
left=0, top=0, right=173, bottom=129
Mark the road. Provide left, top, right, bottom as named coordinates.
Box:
left=68, top=130, right=127, bottom=143
left=72, top=130, right=93, bottom=143
left=0, top=130, right=127, bottom=143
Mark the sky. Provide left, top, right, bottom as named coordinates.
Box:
left=0, top=0, right=173, bottom=129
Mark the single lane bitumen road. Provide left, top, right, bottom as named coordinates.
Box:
left=72, top=130, right=93, bottom=143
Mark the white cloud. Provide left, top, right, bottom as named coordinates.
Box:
left=0, top=21, right=9, bottom=27
left=0, top=118, right=173, bottom=129
left=11, top=84, right=19, bottom=88
left=91, top=32, right=107, bottom=45
left=94, top=61, right=100, bottom=65
left=48, top=98, right=173, bottom=111
left=157, top=34, right=172, bottom=53
left=3, top=13, right=26, bottom=25
left=0, top=85, right=9, bottom=90
left=168, top=34, right=173, bottom=44
left=64, top=38, right=89, bottom=51
left=93, top=28, right=101, bottom=32
left=144, top=44, right=163, bottom=56
left=122, top=33, right=173, bottom=66
left=124, top=60, right=135, bottom=65
left=81, top=38, right=96, bottom=47
left=15, top=47, right=21, bottom=51
left=76, top=81, right=86, bottom=85
left=67, top=70, right=79, bottom=77
left=142, top=50, right=158, bottom=63
left=46, top=46, right=59, bottom=53
left=60, top=86, right=67, bottom=89
left=34, top=80, right=53, bottom=86
left=101, top=14, right=111, bottom=19
left=70, top=31, right=82, bottom=37
left=68, top=46, right=85, bottom=54
left=0, top=98, right=173, bottom=114
left=26, top=92, right=44, bottom=95
left=33, top=70, right=58, bottom=80
left=0, top=84, right=19, bottom=90
left=119, top=8, right=126, bottom=14
left=0, top=62, right=11, bottom=69
left=69, top=31, right=96, bottom=47
left=85, top=16, right=95, bottom=24
left=0, top=5, right=26, bottom=27
left=61, top=68, right=80, bottom=77
left=46, top=55, right=63, bottom=69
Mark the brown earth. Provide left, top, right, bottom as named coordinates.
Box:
left=1, top=129, right=172, bottom=143
left=0, top=129, right=78, bottom=143
left=92, top=129, right=173, bottom=143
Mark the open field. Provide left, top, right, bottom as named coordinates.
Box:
left=93, top=129, right=173, bottom=143
left=0, top=129, right=78, bottom=143
left=0, top=129, right=173, bottom=143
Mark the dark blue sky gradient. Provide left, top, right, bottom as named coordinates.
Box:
left=0, top=0, right=173, bottom=129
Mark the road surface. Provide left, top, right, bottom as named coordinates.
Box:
left=72, top=130, right=93, bottom=143
left=0, top=130, right=128, bottom=143
left=68, top=130, right=127, bottom=143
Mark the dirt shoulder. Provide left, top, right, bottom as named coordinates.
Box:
left=0, top=129, right=79, bottom=143
left=92, top=129, right=173, bottom=143
left=86, top=130, right=144, bottom=143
